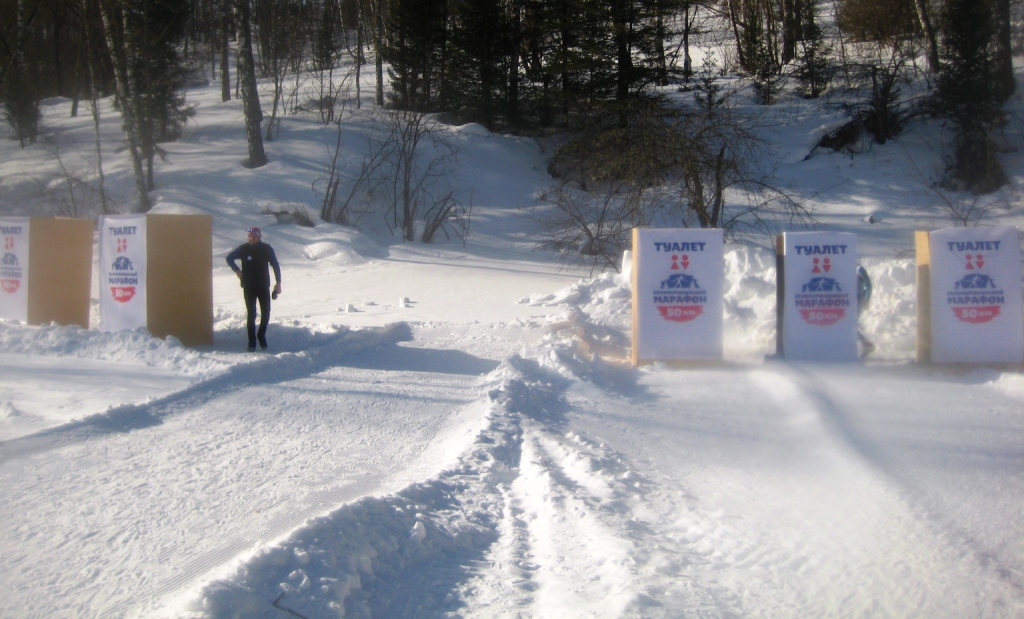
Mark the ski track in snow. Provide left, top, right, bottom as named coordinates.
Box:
left=558, top=360, right=1024, bottom=618
left=0, top=300, right=1022, bottom=619
left=4, top=73, right=1024, bottom=618
left=0, top=322, right=524, bottom=618
left=6, top=308, right=1024, bottom=618
left=789, top=364, right=1024, bottom=597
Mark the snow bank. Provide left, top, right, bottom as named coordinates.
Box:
left=178, top=324, right=647, bottom=618
left=526, top=244, right=920, bottom=364
left=0, top=321, right=224, bottom=376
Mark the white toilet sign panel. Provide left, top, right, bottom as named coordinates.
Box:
left=0, top=217, right=30, bottom=322
left=99, top=214, right=148, bottom=332
left=781, top=232, right=859, bottom=361
left=929, top=227, right=1023, bottom=363
left=632, top=228, right=723, bottom=363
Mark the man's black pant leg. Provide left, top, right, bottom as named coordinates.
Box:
left=256, top=287, right=271, bottom=347
left=244, top=286, right=271, bottom=348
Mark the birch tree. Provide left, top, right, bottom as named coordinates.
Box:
left=236, top=0, right=267, bottom=167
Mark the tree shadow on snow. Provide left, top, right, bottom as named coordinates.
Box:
left=208, top=324, right=500, bottom=376
left=0, top=324, right=499, bottom=466
left=342, top=343, right=501, bottom=376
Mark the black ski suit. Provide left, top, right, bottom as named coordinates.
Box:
left=226, top=241, right=281, bottom=349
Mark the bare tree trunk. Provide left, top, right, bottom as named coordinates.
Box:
left=378, top=108, right=461, bottom=242
left=355, top=4, right=363, bottom=108
left=995, top=0, right=1015, bottom=101
left=221, top=1, right=231, bottom=102
left=98, top=1, right=151, bottom=212
left=82, top=0, right=110, bottom=213
left=612, top=0, right=634, bottom=119
left=828, top=0, right=852, bottom=87
left=711, top=145, right=726, bottom=226
left=509, top=0, right=522, bottom=122
left=375, top=0, right=384, bottom=106
left=560, top=0, right=571, bottom=123
left=913, top=0, right=940, bottom=72
left=680, top=4, right=695, bottom=82
left=763, top=0, right=780, bottom=67
left=236, top=0, right=267, bottom=167
left=781, top=0, right=798, bottom=64
left=729, top=0, right=746, bottom=70
left=654, top=2, right=667, bottom=86
left=70, top=26, right=86, bottom=118
left=8, top=0, right=40, bottom=147
left=266, top=66, right=281, bottom=140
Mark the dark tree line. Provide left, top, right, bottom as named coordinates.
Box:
left=1, top=0, right=194, bottom=210
left=0, top=0, right=723, bottom=140
left=381, top=0, right=720, bottom=128
left=6, top=0, right=1016, bottom=133
left=1, top=0, right=1020, bottom=215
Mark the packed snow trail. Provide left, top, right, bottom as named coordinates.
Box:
left=4, top=314, right=1024, bottom=618
left=791, top=363, right=1024, bottom=596
left=183, top=352, right=657, bottom=618
left=0, top=323, right=520, bottom=619
left=182, top=324, right=1024, bottom=619
left=556, top=360, right=1024, bottom=618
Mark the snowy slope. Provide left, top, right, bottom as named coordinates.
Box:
left=1, top=59, right=1024, bottom=619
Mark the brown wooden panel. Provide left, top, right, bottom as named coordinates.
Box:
left=146, top=214, right=214, bottom=346
left=915, top=230, right=932, bottom=364
left=27, top=218, right=93, bottom=328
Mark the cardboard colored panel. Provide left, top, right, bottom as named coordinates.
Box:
left=146, top=214, right=213, bottom=346
left=915, top=231, right=932, bottom=364
left=27, top=218, right=93, bottom=328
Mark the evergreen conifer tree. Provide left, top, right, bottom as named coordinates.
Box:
left=936, top=0, right=1005, bottom=193
left=382, top=0, right=448, bottom=110
left=693, top=51, right=726, bottom=113
left=444, top=0, right=513, bottom=128
left=794, top=4, right=833, bottom=98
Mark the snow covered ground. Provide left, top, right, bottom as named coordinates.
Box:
left=2, top=60, right=1024, bottom=619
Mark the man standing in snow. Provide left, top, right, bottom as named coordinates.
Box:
left=226, top=227, right=282, bottom=352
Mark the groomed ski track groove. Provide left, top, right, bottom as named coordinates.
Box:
left=0, top=322, right=501, bottom=618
